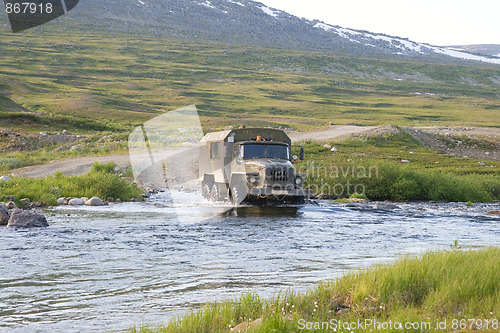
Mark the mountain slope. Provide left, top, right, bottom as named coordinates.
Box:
left=10, top=0, right=498, bottom=65
left=450, top=45, right=500, bottom=58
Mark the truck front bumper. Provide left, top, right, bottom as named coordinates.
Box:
left=247, top=187, right=311, bottom=198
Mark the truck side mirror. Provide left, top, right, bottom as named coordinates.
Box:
left=299, top=147, right=305, bottom=160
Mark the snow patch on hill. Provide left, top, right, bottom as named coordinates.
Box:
left=226, top=0, right=244, bottom=6
left=200, top=1, right=215, bottom=9
left=312, top=20, right=500, bottom=64
left=259, top=5, right=280, bottom=18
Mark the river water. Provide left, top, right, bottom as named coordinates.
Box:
left=0, top=193, right=499, bottom=332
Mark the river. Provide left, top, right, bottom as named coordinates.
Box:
left=1, top=193, right=499, bottom=332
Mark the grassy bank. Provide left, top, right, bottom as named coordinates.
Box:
left=296, top=132, right=500, bottom=202
left=131, top=247, right=499, bottom=332
left=0, top=162, right=143, bottom=206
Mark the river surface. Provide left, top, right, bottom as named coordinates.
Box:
left=0, top=192, right=499, bottom=332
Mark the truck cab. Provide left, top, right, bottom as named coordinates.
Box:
left=200, top=128, right=307, bottom=205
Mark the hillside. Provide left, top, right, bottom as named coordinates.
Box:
left=450, top=45, right=500, bottom=58
left=0, top=0, right=498, bottom=144
left=1, top=0, right=499, bottom=65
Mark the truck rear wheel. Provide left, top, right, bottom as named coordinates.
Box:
left=202, top=183, right=212, bottom=200
left=211, top=184, right=221, bottom=202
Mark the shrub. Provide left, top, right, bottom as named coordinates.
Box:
left=0, top=163, right=143, bottom=205
left=305, top=159, right=499, bottom=202
left=0, top=156, right=22, bottom=170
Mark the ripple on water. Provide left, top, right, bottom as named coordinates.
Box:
left=0, top=198, right=499, bottom=331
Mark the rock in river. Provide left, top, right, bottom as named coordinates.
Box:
left=0, top=206, right=9, bottom=226
left=7, top=209, right=49, bottom=228
left=374, top=202, right=401, bottom=210
left=487, top=210, right=500, bottom=216
left=85, top=197, right=103, bottom=206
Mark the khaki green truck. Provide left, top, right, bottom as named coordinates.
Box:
left=200, top=128, right=308, bottom=205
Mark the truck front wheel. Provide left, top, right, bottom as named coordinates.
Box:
left=230, top=185, right=246, bottom=205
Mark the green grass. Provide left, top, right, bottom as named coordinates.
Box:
left=0, top=30, right=499, bottom=136
left=295, top=132, right=500, bottom=202
left=0, top=162, right=144, bottom=205
left=1, top=29, right=498, bottom=178
left=131, top=247, right=500, bottom=332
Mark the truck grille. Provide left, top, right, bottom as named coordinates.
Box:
left=271, top=170, right=288, bottom=182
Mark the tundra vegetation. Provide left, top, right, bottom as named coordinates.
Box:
left=294, top=131, right=500, bottom=202
left=0, top=31, right=499, bottom=201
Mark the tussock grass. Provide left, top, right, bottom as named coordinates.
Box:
left=0, top=162, right=143, bottom=205
left=131, top=247, right=500, bottom=332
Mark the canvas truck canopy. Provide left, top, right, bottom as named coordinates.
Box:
left=201, top=128, right=291, bottom=145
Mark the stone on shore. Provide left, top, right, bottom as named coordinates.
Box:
left=0, top=176, right=11, bottom=181
left=6, top=201, right=17, bottom=210
left=7, top=209, right=49, bottom=228
left=20, top=198, right=31, bottom=206
left=85, top=197, right=103, bottom=206
left=68, top=198, right=85, bottom=206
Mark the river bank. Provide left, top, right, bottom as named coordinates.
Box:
left=131, top=247, right=500, bottom=333
left=0, top=162, right=144, bottom=207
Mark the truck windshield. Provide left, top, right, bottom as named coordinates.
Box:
left=242, top=144, right=289, bottom=160
left=267, top=144, right=289, bottom=159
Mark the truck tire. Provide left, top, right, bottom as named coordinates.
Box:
left=202, top=183, right=212, bottom=200
left=211, top=184, right=221, bottom=202
left=230, top=185, right=246, bottom=205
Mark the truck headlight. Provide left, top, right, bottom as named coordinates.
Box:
left=295, top=177, right=303, bottom=185
left=246, top=174, right=259, bottom=185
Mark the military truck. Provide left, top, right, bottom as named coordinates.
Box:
left=200, top=128, right=308, bottom=205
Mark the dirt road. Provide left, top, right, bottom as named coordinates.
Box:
left=288, top=125, right=377, bottom=142
left=6, top=125, right=500, bottom=178
left=9, top=154, right=132, bottom=178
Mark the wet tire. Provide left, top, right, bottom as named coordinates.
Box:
left=211, top=184, right=220, bottom=202
left=230, top=185, right=246, bottom=205
left=202, top=183, right=212, bottom=200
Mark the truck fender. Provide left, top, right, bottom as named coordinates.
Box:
left=202, top=174, right=215, bottom=185
left=230, top=173, right=246, bottom=188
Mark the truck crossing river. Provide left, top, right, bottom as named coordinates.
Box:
left=200, top=128, right=308, bottom=205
